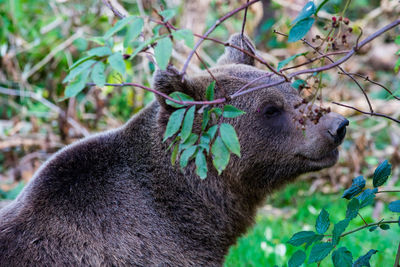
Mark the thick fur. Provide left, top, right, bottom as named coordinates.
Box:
left=0, top=34, right=347, bottom=266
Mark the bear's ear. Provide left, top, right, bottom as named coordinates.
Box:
left=153, top=66, right=196, bottom=111
left=217, top=33, right=256, bottom=66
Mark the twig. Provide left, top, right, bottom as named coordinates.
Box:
left=180, top=0, right=261, bottom=78
left=0, top=87, right=90, bottom=137
left=340, top=220, right=398, bottom=238
left=241, top=0, right=250, bottom=37
left=376, top=189, right=400, bottom=194
left=338, top=72, right=400, bottom=101
left=89, top=82, right=226, bottom=105
left=102, top=0, right=126, bottom=19
left=358, top=213, right=368, bottom=225
left=280, top=50, right=350, bottom=71
left=332, top=102, right=400, bottom=123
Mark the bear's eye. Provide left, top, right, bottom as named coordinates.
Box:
left=263, top=106, right=281, bottom=117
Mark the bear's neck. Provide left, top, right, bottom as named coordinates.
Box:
left=124, top=102, right=267, bottom=264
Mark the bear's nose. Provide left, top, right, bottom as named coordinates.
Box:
left=328, top=118, right=349, bottom=144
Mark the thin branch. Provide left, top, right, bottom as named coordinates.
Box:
left=180, top=0, right=261, bottom=78
left=89, top=82, right=226, bottom=105
left=338, top=72, right=400, bottom=101
left=102, top=0, right=126, bottom=19
left=340, top=220, right=398, bottom=238
left=241, top=0, right=250, bottom=37
left=376, top=190, right=400, bottom=194
left=0, top=87, right=90, bottom=137
left=280, top=50, right=350, bottom=71
left=358, top=213, right=368, bottom=226
left=332, top=102, right=400, bottom=123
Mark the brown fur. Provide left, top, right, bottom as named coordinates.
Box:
left=0, top=34, right=348, bottom=266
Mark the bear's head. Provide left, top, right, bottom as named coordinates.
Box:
left=153, top=33, right=348, bottom=194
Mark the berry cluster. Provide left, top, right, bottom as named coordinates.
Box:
left=293, top=99, right=332, bottom=129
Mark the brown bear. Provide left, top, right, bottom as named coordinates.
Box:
left=0, top=34, right=348, bottom=266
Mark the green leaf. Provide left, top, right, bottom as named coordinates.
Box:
left=199, top=133, right=211, bottom=154
left=389, top=200, right=400, bottom=212
left=68, top=55, right=96, bottom=71
left=288, top=250, right=306, bottom=267
left=166, top=92, right=194, bottom=108
left=353, top=249, right=378, bottom=267
left=211, top=136, right=230, bottom=174
left=345, top=198, right=360, bottom=220
left=332, top=219, right=350, bottom=245
left=373, top=160, right=392, bottom=187
left=104, top=15, right=136, bottom=39
left=287, top=231, right=317, bottom=247
left=210, top=107, right=222, bottom=117
left=316, top=0, right=330, bottom=15
left=155, top=37, right=173, bottom=70
left=64, top=68, right=90, bottom=98
left=288, top=17, right=315, bottom=43
left=163, top=108, right=186, bottom=141
left=195, top=151, right=208, bottom=179
left=63, top=59, right=96, bottom=83
left=315, top=208, right=330, bottom=234
left=223, top=105, right=246, bottom=118
left=207, top=125, right=218, bottom=140
left=124, top=17, right=144, bottom=48
left=205, top=81, right=215, bottom=101
left=159, top=9, right=176, bottom=21
left=181, top=106, right=195, bottom=142
left=87, top=46, right=112, bottom=57
left=108, top=53, right=126, bottom=75
left=201, top=107, right=210, bottom=131
left=395, top=58, right=400, bottom=73
left=277, top=52, right=308, bottom=71
left=332, top=247, right=353, bottom=267
left=368, top=226, right=378, bottom=232
left=180, top=146, right=197, bottom=169
left=291, top=1, right=316, bottom=25
left=171, top=144, right=179, bottom=165
left=292, top=79, right=306, bottom=90
left=356, top=188, right=376, bottom=209
left=379, top=224, right=390, bottom=230
left=342, top=176, right=365, bottom=199
left=91, top=62, right=106, bottom=87
left=220, top=123, right=240, bottom=157
left=395, top=36, right=400, bottom=45
left=172, top=29, right=194, bottom=48
left=179, top=133, right=198, bottom=152
left=308, top=242, right=333, bottom=263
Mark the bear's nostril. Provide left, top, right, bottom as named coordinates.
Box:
left=335, top=119, right=349, bottom=142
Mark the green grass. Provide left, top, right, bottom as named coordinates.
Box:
left=224, top=181, right=400, bottom=267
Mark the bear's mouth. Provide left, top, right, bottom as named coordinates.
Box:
left=299, top=148, right=339, bottom=169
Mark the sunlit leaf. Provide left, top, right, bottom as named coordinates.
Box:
left=172, top=29, right=194, bottom=48
left=220, top=123, right=240, bottom=157
left=163, top=108, right=186, bottom=141
left=171, top=144, right=179, bottom=165
left=64, top=68, right=91, bottom=97
left=108, top=52, right=126, bottom=75
left=195, top=151, right=208, bottom=179
left=87, top=46, right=112, bottom=57
left=155, top=37, right=173, bottom=70
left=104, top=15, right=136, bottom=39
left=124, top=17, right=144, bottom=48
left=223, top=105, right=245, bottom=118
left=166, top=92, right=194, bottom=108
left=205, top=81, right=215, bottom=101
left=63, top=59, right=96, bottom=83
left=211, top=136, right=230, bottom=174
left=288, top=17, right=315, bottom=43
left=291, top=1, right=316, bottom=25
left=91, top=62, right=106, bottom=87
left=181, top=106, right=195, bottom=142
left=180, top=145, right=197, bottom=169
left=159, top=9, right=176, bottom=21
left=277, top=52, right=308, bottom=71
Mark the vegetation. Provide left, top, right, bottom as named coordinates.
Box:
left=1, top=0, right=399, bottom=266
